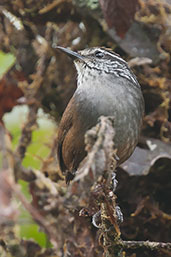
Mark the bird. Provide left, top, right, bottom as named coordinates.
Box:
left=56, top=46, right=144, bottom=183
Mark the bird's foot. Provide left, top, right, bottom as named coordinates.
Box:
left=115, top=206, right=123, bottom=224
left=112, top=172, right=118, bottom=192
left=92, top=205, right=123, bottom=228
left=92, top=210, right=101, bottom=228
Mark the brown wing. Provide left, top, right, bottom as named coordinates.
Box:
left=57, top=97, right=74, bottom=174
left=57, top=96, right=87, bottom=182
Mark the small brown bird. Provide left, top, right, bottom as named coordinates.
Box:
left=56, top=46, right=144, bottom=183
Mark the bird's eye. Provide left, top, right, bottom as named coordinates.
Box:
left=95, top=51, right=104, bottom=58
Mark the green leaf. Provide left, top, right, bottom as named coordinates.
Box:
left=0, top=51, right=15, bottom=78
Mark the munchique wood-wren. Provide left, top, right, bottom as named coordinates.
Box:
left=56, top=46, right=144, bottom=183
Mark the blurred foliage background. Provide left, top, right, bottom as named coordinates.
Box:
left=1, top=50, right=55, bottom=247
left=0, top=0, right=171, bottom=256
left=0, top=51, right=15, bottom=78
left=2, top=85, right=55, bottom=247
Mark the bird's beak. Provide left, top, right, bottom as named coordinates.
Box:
left=53, top=45, right=84, bottom=61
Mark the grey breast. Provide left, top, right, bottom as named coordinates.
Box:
left=74, top=73, right=144, bottom=163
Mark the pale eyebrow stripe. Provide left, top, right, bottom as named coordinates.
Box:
left=99, top=48, right=127, bottom=64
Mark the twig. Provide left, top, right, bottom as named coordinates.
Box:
left=15, top=104, right=39, bottom=160
left=4, top=174, right=59, bottom=248
left=74, top=116, right=115, bottom=182
left=0, top=123, right=12, bottom=170
left=119, top=240, right=171, bottom=251
left=14, top=31, right=53, bottom=180
left=66, top=116, right=116, bottom=206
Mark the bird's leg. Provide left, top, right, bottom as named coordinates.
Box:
left=112, top=172, right=124, bottom=224
left=92, top=172, right=123, bottom=228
